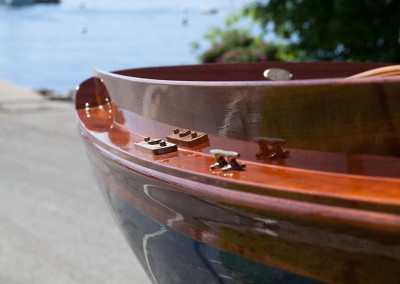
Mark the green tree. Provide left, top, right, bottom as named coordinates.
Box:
left=193, top=27, right=282, bottom=63
left=242, top=0, right=400, bottom=62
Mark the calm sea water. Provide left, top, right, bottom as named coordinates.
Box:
left=0, top=0, right=252, bottom=93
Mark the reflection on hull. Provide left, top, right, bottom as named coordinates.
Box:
left=87, top=146, right=400, bottom=284
left=92, top=154, right=320, bottom=283
left=108, top=191, right=320, bottom=284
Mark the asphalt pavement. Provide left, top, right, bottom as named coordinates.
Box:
left=0, top=81, right=151, bottom=284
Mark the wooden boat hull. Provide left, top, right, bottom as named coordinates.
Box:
left=76, top=62, right=400, bottom=283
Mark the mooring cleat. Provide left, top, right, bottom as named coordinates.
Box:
left=221, top=156, right=246, bottom=172
left=255, top=137, right=289, bottom=159
left=210, top=149, right=246, bottom=171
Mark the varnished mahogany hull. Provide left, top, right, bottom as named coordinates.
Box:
left=76, top=63, right=400, bottom=284
left=84, top=145, right=400, bottom=284
left=87, top=149, right=323, bottom=284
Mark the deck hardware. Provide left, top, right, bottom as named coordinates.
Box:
left=210, top=149, right=246, bottom=171
left=263, top=68, right=293, bottom=81
left=178, top=129, right=191, bottom=137
left=134, top=137, right=177, bottom=155
left=255, top=137, right=289, bottom=159
left=146, top=138, right=162, bottom=145
left=167, top=128, right=209, bottom=148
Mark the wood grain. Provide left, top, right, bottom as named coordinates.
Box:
left=76, top=62, right=400, bottom=284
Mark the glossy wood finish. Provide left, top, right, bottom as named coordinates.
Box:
left=76, top=62, right=400, bottom=284
left=95, top=62, right=400, bottom=157
left=87, top=149, right=400, bottom=283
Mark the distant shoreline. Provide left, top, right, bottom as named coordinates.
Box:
left=35, top=88, right=75, bottom=101
left=0, top=78, right=73, bottom=102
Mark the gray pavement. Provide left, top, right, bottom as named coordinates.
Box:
left=0, top=91, right=151, bottom=284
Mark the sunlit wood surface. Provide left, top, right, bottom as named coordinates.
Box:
left=76, top=62, right=400, bottom=284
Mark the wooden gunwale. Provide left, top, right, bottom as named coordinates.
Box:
left=84, top=133, right=400, bottom=232
left=95, top=63, right=400, bottom=159
left=77, top=106, right=400, bottom=218
left=76, top=62, right=400, bottom=236
left=100, top=67, right=400, bottom=85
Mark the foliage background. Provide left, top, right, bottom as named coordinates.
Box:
left=195, top=0, right=400, bottom=63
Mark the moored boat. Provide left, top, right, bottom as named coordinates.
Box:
left=0, top=0, right=59, bottom=5
left=1, top=0, right=35, bottom=5
left=76, top=62, right=400, bottom=283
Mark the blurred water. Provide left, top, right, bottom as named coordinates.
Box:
left=0, top=0, right=252, bottom=93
